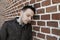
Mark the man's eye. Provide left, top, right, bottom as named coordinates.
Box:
left=27, top=15, right=30, bottom=17
left=31, top=17, right=33, bottom=19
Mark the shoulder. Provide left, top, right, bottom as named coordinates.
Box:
left=4, top=18, right=15, bottom=23
left=2, top=19, right=14, bottom=27
left=27, top=23, right=32, bottom=28
left=5, top=17, right=19, bottom=23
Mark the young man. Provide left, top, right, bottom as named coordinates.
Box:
left=0, top=5, right=36, bottom=40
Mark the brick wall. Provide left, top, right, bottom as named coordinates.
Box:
left=2, top=0, right=60, bottom=40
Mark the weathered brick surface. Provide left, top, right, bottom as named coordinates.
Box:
left=41, top=28, right=50, bottom=33
left=36, top=0, right=42, bottom=2
left=34, top=3, right=40, bottom=8
left=37, top=8, right=44, bottom=14
left=41, top=14, right=50, bottom=20
left=33, top=38, right=40, bottom=40
left=33, top=15, right=40, bottom=20
left=37, top=21, right=45, bottom=26
left=31, top=21, right=36, bottom=25
left=32, top=31, right=36, bottom=36
left=33, top=26, right=40, bottom=31
left=37, top=33, right=45, bottom=39
left=41, top=0, right=51, bottom=6
left=52, top=13, right=60, bottom=20
left=52, top=0, right=60, bottom=4
left=47, top=21, right=58, bottom=27
left=46, top=6, right=57, bottom=13
left=30, top=0, right=35, bottom=4
left=46, top=35, right=57, bottom=40
left=52, top=29, right=60, bottom=36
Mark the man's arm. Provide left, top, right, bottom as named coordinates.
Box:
left=28, top=24, right=32, bottom=40
left=0, top=21, right=8, bottom=40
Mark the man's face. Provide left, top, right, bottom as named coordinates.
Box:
left=21, top=8, right=34, bottom=24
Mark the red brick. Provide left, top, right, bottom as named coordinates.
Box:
left=59, top=5, right=60, bottom=10
left=33, top=26, right=40, bottom=31
left=18, top=12, right=20, bottom=16
left=47, top=21, right=58, bottom=27
left=33, top=38, right=40, bottom=40
left=16, top=10, right=19, bottom=12
left=13, top=1, right=22, bottom=7
left=13, top=2, right=19, bottom=7
left=41, top=28, right=50, bottom=33
left=52, top=0, right=60, bottom=4
left=37, top=21, right=45, bottom=26
left=37, top=33, right=45, bottom=39
left=52, top=29, right=60, bottom=36
left=37, top=9, right=44, bottom=14
left=33, top=15, right=40, bottom=20
left=12, top=14, right=17, bottom=16
left=34, top=3, right=40, bottom=8
left=25, top=2, right=29, bottom=6
left=30, top=0, right=35, bottom=4
left=32, top=31, right=36, bottom=36
left=46, top=6, right=57, bottom=13
left=19, top=1, right=22, bottom=4
left=18, top=9, right=21, bottom=12
left=41, top=14, right=50, bottom=20
left=47, top=35, right=57, bottom=40
left=22, top=0, right=26, bottom=2
left=31, top=21, right=36, bottom=25
left=42, top=0, right=51, bottom=6
left=36, top=0, right=42, bottom=2
left=18, top=4, right=24, bottom=8
left=52, top=13, right=60, bottom=20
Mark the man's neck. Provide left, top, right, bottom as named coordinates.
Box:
left=17, top=17, right=23, bottom=25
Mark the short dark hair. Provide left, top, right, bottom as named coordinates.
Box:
left=22, top=5, right=36, bottom=14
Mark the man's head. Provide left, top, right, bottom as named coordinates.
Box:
left=19, top=5, right=36, bottom=24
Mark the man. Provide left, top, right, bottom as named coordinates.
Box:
left=0, top=5, right=36, bottom=40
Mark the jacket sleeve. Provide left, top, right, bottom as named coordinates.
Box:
left=28, top=24, right=32, bottom=40
left=0, top=21, right=8, bottom=40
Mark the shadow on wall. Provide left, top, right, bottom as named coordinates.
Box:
left=0, top=15, right=8, bottom=29
left=0, top=15, right=5, bottom=28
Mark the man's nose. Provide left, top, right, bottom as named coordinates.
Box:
left=29, top=17, right=31, bottom=21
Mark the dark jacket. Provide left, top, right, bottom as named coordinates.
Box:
left=0, top=17, right=32, bottom=40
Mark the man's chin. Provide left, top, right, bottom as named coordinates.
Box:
left=24, top=22, right=28, bottom=24
left=24, top=21, right=31, bottom=24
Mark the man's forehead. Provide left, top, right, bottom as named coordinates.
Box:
left=24, top=8, right=34, bottom=13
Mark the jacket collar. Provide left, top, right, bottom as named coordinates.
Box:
left=14, top=17, right=25, bottom=27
